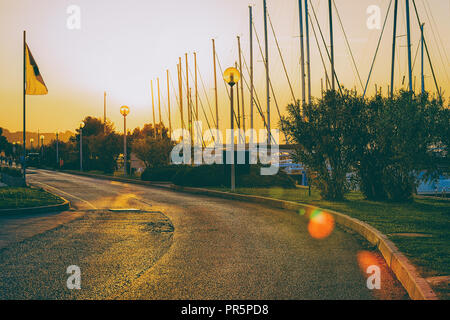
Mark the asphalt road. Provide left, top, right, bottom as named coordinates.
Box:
left=0, top=169, right=408, bottom=300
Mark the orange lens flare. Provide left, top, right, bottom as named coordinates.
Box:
left=307, top=211, right=335, bottom=239
left=357, top=251, right=380, bottom=272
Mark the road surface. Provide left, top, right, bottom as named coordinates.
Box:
left=0, top=169, right=407, bottom=299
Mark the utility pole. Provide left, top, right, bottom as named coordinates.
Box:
left=263, top=0, right=271, bottom=143
left=151, top=80, right=156, bottom=137
left=391, top=0, right=399, bottom=97
left=104, top=91, right=107, bottom=129
left=167, top=69, right=172, bottom=138
left=328, top=0, right=335, bottom=91
left=212, top=39, right=219, bottom=131
left=298, top=0, right=306, bottom=103
left=405, top=0, right=413, bottom=92
left=305, top=0, right=311, bottom=104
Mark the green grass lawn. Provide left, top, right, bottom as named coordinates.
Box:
left=0, top=187, right=64, bottom=210
left=213, top=186, right=450, bottom=298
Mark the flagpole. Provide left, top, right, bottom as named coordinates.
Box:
left=23, top=30, right=27, bottom=183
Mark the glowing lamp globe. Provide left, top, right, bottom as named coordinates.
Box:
left=80, top=122, right=85, bottom=129
left=223, top=67, right=241, bottom=85
left=120, top=105, right=130, bottom=117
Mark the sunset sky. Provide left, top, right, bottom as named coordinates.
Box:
left=0, top=0, right=449, bottom=136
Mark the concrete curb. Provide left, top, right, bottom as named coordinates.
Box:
left=170, top=185, right=438, bottom=300
left=0, top=199, right=70, bottom=217
left=41, top=170, right=438, bottom=300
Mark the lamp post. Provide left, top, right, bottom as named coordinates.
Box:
left=223, top=67, right=241, bottom=192
left=30, top=138, right=34, bottom=151
left=120, top=106, right=130, bottom=176
left=79, top=122, right=85, bottom=171
left=55, top=131, right=59, bottom=168
left=40, top=135, right=44, bottom=160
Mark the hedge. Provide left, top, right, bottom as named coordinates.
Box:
left=142, top=164, right=296, bottom=189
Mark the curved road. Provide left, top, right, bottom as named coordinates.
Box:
left=0, top=169, right=407, bottom=299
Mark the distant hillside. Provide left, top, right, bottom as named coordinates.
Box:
left=0, top=128, right=74, bottom=145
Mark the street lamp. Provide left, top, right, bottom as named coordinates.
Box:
left=79, top=122, right=85, bottom=171
left=30, top=138, right=34, bottom=150
left=223, top=67, right=241, bottom=191
left=120, top=105, right=130, bottom=176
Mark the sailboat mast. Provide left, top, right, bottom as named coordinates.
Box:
left=235, top=61, right=241, bottom=130
left=391, top=0, right=399, bottom=97
left=249, top=6, right=254, bottom=140
left=328, top=0, right=335, bottom=91
left=212, top=39, right=219, bottom=131
left=166, top=69, right=172, bottom=138
left=298, top=0, right=306, bottom=103
left=304, top=0, right=311, bottom=104
left=194, top=52, right=199, bottom=122
left=420, top=23, right=425, bottom=94
left=237, top=36, right=245, bottom=134
left=405, top=0, right=413, bottom=92
left=263, top=0, right=271, bottom=142
left=185, top=53, right=192, bottom=141
left=178, top=59, right=184, bottom=134
left=157, top=77, right=162, bottom=138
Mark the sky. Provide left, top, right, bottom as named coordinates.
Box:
left=0, top=0, right=449, bottom=136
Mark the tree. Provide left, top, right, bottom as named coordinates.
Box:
left=54, top=117, right=123, bottom=173
left=130, top=123, right=169, bottom=140
left=357, top=92, right=448, bottom=202
left=281, top=90, right=365, bottom=200
left=133, top=136, right=175, bottom=168
left=0, top=128, right=12, bottom=157
left=282, top=89, right=448, bottom=202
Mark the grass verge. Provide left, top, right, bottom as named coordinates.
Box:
left=212, top=186, right=450, bottom=299
left=0, top=187, right=64, bottom=210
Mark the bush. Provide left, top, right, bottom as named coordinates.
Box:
left=281, top=90, right=365, bottom=200
left=0, top=166, right=22, bottom=178
left=172, top=164, right=296, bottom=189
left=357, top=92, right=447, bottom=202
left=282, top=90, right=448, bottom=202
left=172, top=165, right=226, bottom=187
left=141, top=165, right=186, bottom=182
